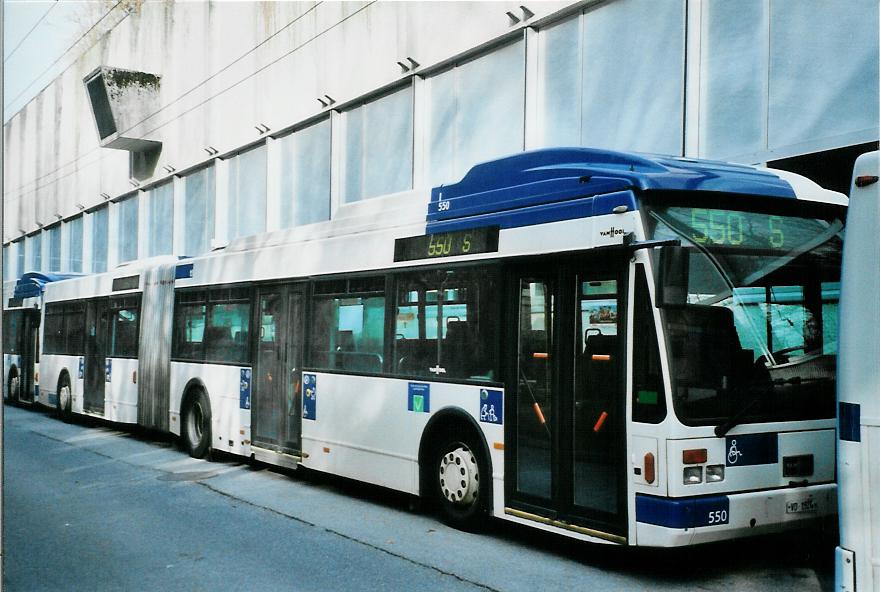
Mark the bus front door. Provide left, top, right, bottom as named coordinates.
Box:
left=253, top=286, right=304, bottom=455
left=507, top=263, right=627, bottom=540
left=83, top=299, right=109, bottom=414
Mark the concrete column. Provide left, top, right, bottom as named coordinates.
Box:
left=60, top=222, right=69, bottom=273
left=213, top=158, right=229, bottom=249
left=329, top=110, right=344, bottom=218
left=82, top=211, right=93, bottom=274
left=684, top=0, right=703, bottom=158
left=523, top=27, right=540, bottom=151
left=172, top=175, right=185, bottom=256
left=411, top=76, right=427, bottom=190
left=137, top=189, right=148, bottom=260
left=265, top=137, right=281, bottom=232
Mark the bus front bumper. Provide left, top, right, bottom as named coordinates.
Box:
left=635, top=483, right=836, bottom=547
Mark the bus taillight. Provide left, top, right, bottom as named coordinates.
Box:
left=644, top=452, right=656, bottom=484
left=682, top=448, right=707, bottom=464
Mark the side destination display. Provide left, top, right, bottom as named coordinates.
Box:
left=394, top=227, right=499, bottom=262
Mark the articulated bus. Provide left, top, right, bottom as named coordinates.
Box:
left=837, top=150, right=880, bottom=591
left=37, top=148, right=846, bottom=546
left=3, top=272, right=81, bottom=406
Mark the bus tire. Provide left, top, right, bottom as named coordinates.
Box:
left=57, top=374, right=72, bottom=423
left=432, top=428, right=489, bottom=531
left=7, top=368, right=20, bottom=406
left=182, top=389, right=212, bottom=459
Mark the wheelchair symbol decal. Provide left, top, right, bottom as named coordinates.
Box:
left=727, top=439, right=743, bottom=465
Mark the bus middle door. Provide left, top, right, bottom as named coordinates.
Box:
left=253, top=286, right=304, bottom=456
left=84, top=298, right=109, bottom=414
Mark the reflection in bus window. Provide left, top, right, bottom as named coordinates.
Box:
left=110, top=297, right=140, bottom=358
left=394, top=268, right=498, bottom=381
left=310, top=278, right=385, bottom=375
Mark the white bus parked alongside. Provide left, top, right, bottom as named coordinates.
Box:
left=37, top=148, right=846, bottom=547
left=4, top=273, right=82, bottom=406
left=837, top=150, right=880, bottom=592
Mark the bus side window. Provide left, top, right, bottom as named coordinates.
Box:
left=633, top=264, right=666, bottom=423
left=393, top=268, right=498, bottom=382
left=309, top=278, right=385, bottom=375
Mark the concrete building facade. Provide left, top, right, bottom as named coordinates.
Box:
left=3, top=0, right=878, bottom=278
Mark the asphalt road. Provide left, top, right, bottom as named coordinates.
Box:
left=3, top=404, right=836, bottom=591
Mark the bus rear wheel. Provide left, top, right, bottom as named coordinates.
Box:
left=7, top=369, right=20, bottom=405
left=432, top=430, right=489, bottom=531
left=182, top=389, right=212, bottom=459
left=57, top=376, right=72, bottom=423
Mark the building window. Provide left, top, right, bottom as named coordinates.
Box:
left=343, top=86, right=413, bottom=203
left=2, top=245, right=11, bottom=281
left=279, top=118, right=331, bottom=227
left=91, top=206, right=109, bottom=273
left=537, top=2, right=685, bottom=155
left=699, top=0, right=878, bottom=160
left=117, top=195, right=139, bottom=264
left=27, top=233, right=41, bottom=272
left=227, top=144, right=267, bottom=241
left=66, top=216, right=83, bottom=273
left=183, top=165, right=215, bottom=256
left=146, top=182, right=173, bottom=257
left=429, top=41, right=525, bottom=187
left=47, top=224, right=61, bottom=272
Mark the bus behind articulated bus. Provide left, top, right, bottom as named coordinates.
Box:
left=3, top=273, right=81, bottom=406
left=837, top=150, right=880, bottom=592
left=36, top=148, right=847, bottom=548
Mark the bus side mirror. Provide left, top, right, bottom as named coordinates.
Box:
left=655, top=246, right=688, bottom=307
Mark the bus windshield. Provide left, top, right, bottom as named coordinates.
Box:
left=644, top=202, right=844, bottom=427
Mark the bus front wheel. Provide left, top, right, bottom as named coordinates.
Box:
left=432, top=430, right=489, bottom=531
left=182, top=389, right=212, bottom=459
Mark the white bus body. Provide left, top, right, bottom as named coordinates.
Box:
left=837, top=150, right=880, bottom=591
left=37, top=148, right=847, bottom=547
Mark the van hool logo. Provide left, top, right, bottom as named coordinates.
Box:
left=599, top=226, right=626, bottom=238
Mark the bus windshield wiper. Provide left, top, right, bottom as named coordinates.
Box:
left=714, top=387, right=770, bottom=438
left=714, top=375, right=828, bottom=437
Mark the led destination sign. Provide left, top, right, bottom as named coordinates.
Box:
left=394, top=227, right=499, bottom=262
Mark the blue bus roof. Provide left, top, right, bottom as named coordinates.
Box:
left=13, top=272, right=83, bottom=299
left=427, top=147, right=802, bottom=232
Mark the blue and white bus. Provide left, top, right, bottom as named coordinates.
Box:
left=37, top=148, right=846, bottom=546
left=3, top=272, right=81, bottom=406
left=837, top=150, right=879, bottom=591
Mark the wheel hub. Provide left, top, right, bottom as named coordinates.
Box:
left=188, top=402, right=204, bottom=444
left=439, top=445, right=479, bottom=506
left=59, top=385, right=70, bottom=410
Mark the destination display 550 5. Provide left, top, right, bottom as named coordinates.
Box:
left=394, top=227, right=499, bottom=262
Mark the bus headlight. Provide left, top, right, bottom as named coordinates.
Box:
left=706, top=465, right=725, bottom=482
left=683, top=466, right=702, bottom=485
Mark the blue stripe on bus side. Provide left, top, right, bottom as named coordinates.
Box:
left=635, top=494, right=730, bottom=528
left=839, top=402, right=861, bottom=442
